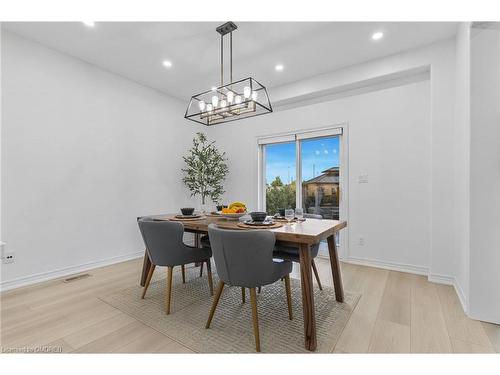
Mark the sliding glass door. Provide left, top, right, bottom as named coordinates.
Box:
left=259, top=128, right=343, bottom=218
left=259, top=127, right=345, bottom=256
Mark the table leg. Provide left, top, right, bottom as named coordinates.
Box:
left=299, top=243, right=317, bottom=351
left=140, top=250, right=151, bottom=287
left=327, top=234, right=344, bottom=302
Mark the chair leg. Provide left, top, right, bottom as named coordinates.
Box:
left=199, top=262, right=204, bottom=277
left=141, top=264, right=156, bottom=299
left=165, top=266, right=173, bottom=314
left=241, top=287, right=246, bottom=303
left=258, top=286, right=261, bottom=294
left=205, top=281, right=225, bottom=328
left=249, top=287, right=261, bottom=352
left=181, top=264, right=186, bottom=284
left=206, top=259, right=214, bottom=296
left=284, top=275, right=293, bottom=320
left=311, top=259, right=323, bottom=291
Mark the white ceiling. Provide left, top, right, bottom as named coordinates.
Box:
left=3, top=22, right=457, bottom=101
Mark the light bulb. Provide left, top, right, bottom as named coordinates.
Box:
left=227, top=91, right=234, bottom=103
left=220, top=99, right=227, bottom=108
left=251, top=91, right=258, bottom=101
left=198, top=100, right=206, bottom=111
left=207, top=104, right=213, bottom=113
left=211, top=96, right=219, bottom=108
left=243, top=86, right=251, bottom=99
left=235, top=95, right=242, bottom=104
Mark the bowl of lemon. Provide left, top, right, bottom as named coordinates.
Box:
left=220, top=202, right=248, bottom=220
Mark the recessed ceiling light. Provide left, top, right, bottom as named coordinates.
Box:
left=82, top=21, right=95, bottom=28
left=371, top=31, right=384, bottom=41
left=162, top=60, right=173, bottom=68
left=275, top=64, right=284, bottom=71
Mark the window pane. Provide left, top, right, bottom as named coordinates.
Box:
left=264, top=142, right=296, bottom=215
left=301, top=136, right=340, bottom=219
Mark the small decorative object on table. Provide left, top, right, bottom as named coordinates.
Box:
left=220, top=201, right=247, bottom=220
left=180, top=207, right=195, bottom=216
left=249, top=211, right=267, bottom=223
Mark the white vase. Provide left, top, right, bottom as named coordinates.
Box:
left=200, top=199, right=208, bottom=214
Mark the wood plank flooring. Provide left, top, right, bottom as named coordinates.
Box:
left=1, top=257, right=498, bottom=353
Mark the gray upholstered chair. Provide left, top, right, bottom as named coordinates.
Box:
left=273, top=213, right=324, bottom=290
left=205, top=224, right=293, bottom=352
left=138, top=217, right=213, bottom=314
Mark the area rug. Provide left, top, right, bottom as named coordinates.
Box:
left=100, top=266, right=360, bottom=353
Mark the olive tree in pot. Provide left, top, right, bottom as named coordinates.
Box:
left=182, top=132, right=229, bottom=213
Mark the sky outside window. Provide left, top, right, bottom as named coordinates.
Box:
left=301, top=136, right=339, bottom=181
left=265, top=142, right=296, bottom=185
left=265, top=137, right=339, bottom=185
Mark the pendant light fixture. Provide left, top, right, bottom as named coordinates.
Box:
left=185, top=22, right=273, bottom=126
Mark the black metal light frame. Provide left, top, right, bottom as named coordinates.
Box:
left=184, top=22, right=273, bottom=126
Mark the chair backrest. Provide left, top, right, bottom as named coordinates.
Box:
left=138, top=217, right=187, bottom=266
left=207, top=224, right=276, bottom=287
left=304, top=213, right=323, bottom=219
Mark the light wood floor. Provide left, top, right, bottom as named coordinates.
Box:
left=1, top=257, right=498, bottom=353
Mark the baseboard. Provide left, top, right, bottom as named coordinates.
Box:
left=342, top=256, right=429, bottom=276
left=428, top=273, right=455, bottom=285
left=0, top=251, right=144, bottom=292
left=453, top=277, right=468, bottom=314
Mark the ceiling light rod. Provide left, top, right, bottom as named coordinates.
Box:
left=216, top=21, right=237, bottom=87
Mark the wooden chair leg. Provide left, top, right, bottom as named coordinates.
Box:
left=206, top=259, right=214, bottom=296
left=141, top=264, right=156, bottom=299
left=311, top=259, right=323, bottom=291
left=181, top=264, right=186, bottom=284
left=205, top=281, right=225, bottom=328
left=199, top=262, right=204, bottom=277
left=249, top=287, right=261, bottom=352
left=241, top=287, right=246, bottom=303
left=284, top=275, right=293, bottom=320
left=165, top=266, right=173, bottom=314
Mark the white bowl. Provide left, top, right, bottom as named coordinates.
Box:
left=220, top=212, right=247, bottom=220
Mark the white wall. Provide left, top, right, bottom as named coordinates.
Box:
left=469, top=25, right=500, bottom=323
left=210, top=80, right=432, bottom=271
left=1, top=31, right=203, bottom=289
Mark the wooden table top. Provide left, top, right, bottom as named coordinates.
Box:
left=151, top=214, right=347, bottom=245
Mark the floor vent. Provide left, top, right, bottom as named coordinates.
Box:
left=63, top=273, right=91, bottom=283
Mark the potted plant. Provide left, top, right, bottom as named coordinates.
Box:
left=182, top=132, right=229, bottom=213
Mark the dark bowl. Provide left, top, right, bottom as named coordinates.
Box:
left=250, top=211, right=268, bottom=222
left=278, top=209, right=286, bottom=217
left=180, top=207, right=195, bottom=216
left=216, top=204, right=227, bottom=212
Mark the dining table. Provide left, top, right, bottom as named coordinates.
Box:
left=139, top=213, right=347, bottom=351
